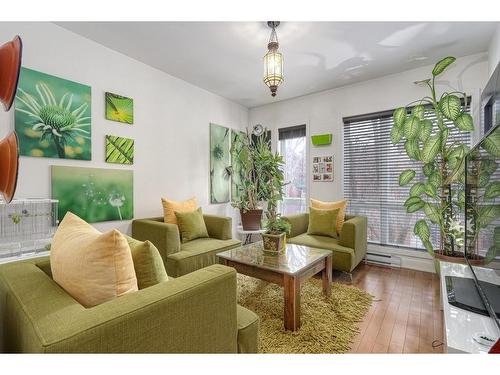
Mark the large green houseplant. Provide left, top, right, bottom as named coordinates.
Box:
left=392, top=56, right=476, bottom=261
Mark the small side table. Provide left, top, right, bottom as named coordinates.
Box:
left=236, top=226, right=266, bottom=245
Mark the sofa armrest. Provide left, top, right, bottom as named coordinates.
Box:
left=0, top=262, right=238, bottom=353
left=339, top=216, right=367, bottom=262
left=283, top=213, right=309, bottom=238
left=132, top=218, right=181, bottom=262
left=203, top=214, right=232, bottom=240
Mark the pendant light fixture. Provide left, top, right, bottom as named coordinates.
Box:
left=263, top=21, right=284, bottom=97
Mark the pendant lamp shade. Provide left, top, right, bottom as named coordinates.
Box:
left=0, top=35, right=22, bottom=111
left=0, top=35, right=23, bottom=203
left=0, top=132, right=19, bottom=203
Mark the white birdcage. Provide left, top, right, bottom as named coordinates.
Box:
left=0, top=198, right=58, bottom=259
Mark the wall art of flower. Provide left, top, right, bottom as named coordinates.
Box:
left=210, top=123, right=230, bottom=204
left=15, top=67, right=92, bottom=160
left=105, top=92, right=133, bottom=124
left=51, top=166, right=133, bottom=223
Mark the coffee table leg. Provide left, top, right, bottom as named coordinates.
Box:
left=283, top=274, right=300, bottom=331
left=322, top=255, right=332, bottom=297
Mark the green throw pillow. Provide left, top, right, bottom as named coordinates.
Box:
left=175, top=207, right=209, bottom=243
left=307, top=206, right=339, bottom=238
left=124, top=235, right=169, bottom=289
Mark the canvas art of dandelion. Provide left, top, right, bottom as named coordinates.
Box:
left=105, top=92, right=134, bottom=124
left=51, top=166, right=133, bottom=223
left=15, top=67, right=92, bottom=160
left=210, top=123, right=230, bottom=204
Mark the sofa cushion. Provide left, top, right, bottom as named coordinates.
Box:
left=161, top=196, right=197, bottom=225
left=166, top=238, right=241, bottom=277
left=50, top=212, right=138, bottom=308
left=175, top=207, right=209, bottom=243
left=311, top=198, right=348, bottom=235
left=124, top=235, right=169, bottom=289
left=307, top=206, right=339, bottom=238
left=287, top=233, right=355, bottom=272
left=237, top=305, right=259, bottom=353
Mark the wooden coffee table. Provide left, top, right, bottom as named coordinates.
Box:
left=217, top=241, right=332, bottom=331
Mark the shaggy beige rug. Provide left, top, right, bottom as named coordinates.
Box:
left=237, top=274, right=372, bottom=354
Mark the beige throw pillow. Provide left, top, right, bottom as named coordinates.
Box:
left=161, top=197, right=198, bottom=225
left=310, top=198, right=348, bottom=235
left=50, top=212, right=138, bottom=308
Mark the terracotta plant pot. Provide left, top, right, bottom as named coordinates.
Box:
left=434, top=251, right=486, bottom=266
left=240, top=209, right=263, bottom=230
left=262, top=232, right=286, bottom=253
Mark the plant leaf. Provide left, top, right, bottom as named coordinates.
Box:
left=424, top=203, right=441, bottom=224
left=481, top=127, right=500, bottom=157
left=423, top=240, right=435, bottom=257
left=421, top=133, right=442, bottom=163
left=453, top=113, right=474, bottom=131
left=423, top=163, right=435, bottom=177
left=485, top=181, right=500, bottom=200
left=439, top=94, right=462, bottom=121
left=393, top=107, right=407, bottom=129
left=419, top=119, right=433, bottom=142
left=391, top=125, right=403, bottom=144
left=406, top=197, right=425, bottom=213
left=410, top=182, right=427, bottom=197
left=405, top=139, right=420, bottom=160
left=478, top=205, right=500, bottom=228
left=432, top=56, right=456, bottom=76
left=412, top=105, right=425, bottom=120
left=404, top=196, right=423, bottom=207
left=424, top=183, right=438, bottom=198
left=414, top=219, right=431, bottom=242
left=428, top=171, right=442, bottom=187
left=404, top=116, right=421, bottom=140
left=399, top=169, right=416, bottom=186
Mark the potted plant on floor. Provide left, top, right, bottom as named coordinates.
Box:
left=231, top=127, right=271, bottom=230
left=391, top=56, right=487, bottom=264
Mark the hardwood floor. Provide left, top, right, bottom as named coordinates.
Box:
left=332, top=263, right=444, bottom=353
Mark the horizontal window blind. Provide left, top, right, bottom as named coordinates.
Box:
left=278, top=124, right=306, bottom=140
left=343, top=102, right=471, bottom=251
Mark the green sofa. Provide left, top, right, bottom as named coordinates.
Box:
left=132, top=215, right=241, bottom=277
left=0, top=257, right=258, bottom=353
left=283, top=213, right=367, bottom=273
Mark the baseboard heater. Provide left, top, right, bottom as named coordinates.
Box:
left=366, top=251, right=402, bottom=268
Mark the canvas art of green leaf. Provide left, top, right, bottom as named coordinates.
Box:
left=105, top=92, right=134, bottom=124
left=51, top=166, right=133, bottom=223
left=105, top=135, right=134, bottom=164
left=15, top=67, right=92, bottom=160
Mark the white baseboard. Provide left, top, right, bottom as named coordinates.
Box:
left=367, top=243, right=436, bottom=273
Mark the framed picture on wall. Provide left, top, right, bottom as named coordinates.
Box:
left=312, top=155, right=333, bottom=182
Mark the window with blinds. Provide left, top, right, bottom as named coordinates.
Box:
left=343, top=102, right=471, bottom=251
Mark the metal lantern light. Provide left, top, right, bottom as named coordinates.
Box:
left=263, top=21, right=283, bottom=97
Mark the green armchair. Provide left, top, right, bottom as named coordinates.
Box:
left=0, top=257, right=259, bottom=353
left=283, top=213, right=367, bottom=273
left=132, top=215, right=241, bottom=277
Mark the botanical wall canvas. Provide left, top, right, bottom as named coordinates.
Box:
left=105, top=135, right=134, bottom=165
left=15, top=67, right=91, bottom=160
left=51, top=166, right=133, bottom=223
left=210, top=123, right=230, bottom=203
left=105, top=92, right=134, bottom=124
left=230, top=130, right=246, bottom=203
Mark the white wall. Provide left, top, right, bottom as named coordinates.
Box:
left=488, top=24, right=500, bottom=77
left=249, top=53, right=489, bottom=204
left=0, top=22, right=248, bottom=234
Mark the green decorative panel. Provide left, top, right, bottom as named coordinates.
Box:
left=105, top=135, right=134, bottom=165
left=230, top=130, right=245, bottom=203
left=210, top=123, right=230, bottom=203
left=15, top=67, right=91, bottom=160
left=311, top=134, right=332, bottom=146
left=105, top=92, right=134, bottom=124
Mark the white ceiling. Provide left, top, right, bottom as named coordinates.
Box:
left=56, top=22, right=498, bottom=108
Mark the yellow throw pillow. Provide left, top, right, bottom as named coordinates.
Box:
left=50, top=212, right=138, bottom=308
left=310, top=198, right=348, bottom=235
left=161, top=197, right=197, bottom=224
